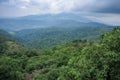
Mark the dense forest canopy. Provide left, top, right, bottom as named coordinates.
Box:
left=0, top=27, right=120, bottom=80
left=0, top=0, right=120, bottom=80
left=14, top=26, right=114, bottom=49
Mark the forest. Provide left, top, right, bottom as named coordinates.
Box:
left=14, top=26, right=113, bottom=49
left=0, top=27, right=120, bottom=80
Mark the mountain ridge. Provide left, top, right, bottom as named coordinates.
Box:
left=0, top=13, right=107, bottom=31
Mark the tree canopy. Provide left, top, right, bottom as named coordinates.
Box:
left=0, top=27, right=120, bottom=80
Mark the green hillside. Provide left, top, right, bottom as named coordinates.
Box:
left=0, top=29, right=13, bottom=54
left=14, top=26, right=114, bottom=49
left=0, top=27, right=120, bottom=80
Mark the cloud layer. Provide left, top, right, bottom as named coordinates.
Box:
left=0, top=0, right=120, bottom=15
left=0, top=0, right=120, bottom=25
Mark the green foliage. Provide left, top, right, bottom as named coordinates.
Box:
left=0, top=56, right=24, bottom=80
left=0, top=29, right=16, bottom=54
left=25, top=49, right=39, bottom=57
left=15, top=26, right=113, bottom=49
left=0, top=27, right=120, bottom=80
left=101, top=27, right=120, bottom=52
left=0, top=36, right=7, bottom=54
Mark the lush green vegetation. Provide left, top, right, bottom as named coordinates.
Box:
left=0, top=27, right=120, bottom=80
left=0, top=29, right=13, bottom=54
left=14, top=26, right=114, bottom=49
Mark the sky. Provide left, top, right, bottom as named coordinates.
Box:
left=0, top=0, right=120, bottom=25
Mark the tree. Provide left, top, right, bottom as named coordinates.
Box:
left=0, top=56, right=24, bottom=80
left=101, top=27, right=120, bottom=52
left=0, top=36, right=7, bottom=54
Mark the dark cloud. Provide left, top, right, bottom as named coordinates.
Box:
left=0, top=0, right=9, bottom=3
left=72, top=0, right=120, bottom=14
left=93, top=0, right=120, bottom=13
left=95, top=7, right=120, bottom=14
left=88, top=0, right=120, bottom=14
left=0, top=0, right=120, bottom=17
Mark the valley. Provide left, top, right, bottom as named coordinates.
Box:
left=0, top=13, right=120, bottom=80
left=0, top=27, right=120, bottom=80
left=14, top=26, right=113, bottom=49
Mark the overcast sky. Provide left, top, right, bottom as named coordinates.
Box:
left=0, top=0, right=120, bottom=25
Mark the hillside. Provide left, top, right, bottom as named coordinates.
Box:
left=14, top=26, right=114, bottom=49
left=0, top=13, right=107, bottom=31
left=0, top=29, right=14, bottom=40
left=0, top=29, right=25, bottom=54
left=0, top=27, right=120, bottom=80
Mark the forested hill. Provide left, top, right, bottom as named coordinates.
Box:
left=0, top=29, right=8, bottom=54
left=0, top=29, right=13, bottom=40
left=14, top=26, right=114, bottom=49
left=0, top=27, right=120, bottom=80
left=0, top=29, right=25, bottom=55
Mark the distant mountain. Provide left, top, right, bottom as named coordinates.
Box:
left=20, top=13, right=92, bottom=22
left=0, top=13, right=107, bottom=31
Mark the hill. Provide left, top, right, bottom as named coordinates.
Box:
left=0, top=13, right=107, bottom=31
left=0, top=29, right=13, bottom=40
left=14, top=26, right=114, bottom=49
left=0, top=27, right=120, bottom=80
left=0, top=29, right=25, bottom=54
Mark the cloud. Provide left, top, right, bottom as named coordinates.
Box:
left=88, top=0, right=120, bottom=14
left=0, top=0, right=9, bottom=3
left=0, top=0, right=120, bottom=19
left=85, top=13, right=120, bottom=25
left=0, top=0, right=120, bottom=25
left=0, top=0, right=120, bottom=14
left=71, top=0, right=120, bottom=14
left=21, top=0, right=30, bottom=3
left=20, top=6, right=27, bottom=9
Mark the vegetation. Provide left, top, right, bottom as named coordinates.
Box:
left=14, top=26, right=114, bottom=49
left=0, top=27, right=120, bottom=80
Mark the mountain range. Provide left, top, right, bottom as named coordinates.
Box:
left=0, top=13, right=107, bottom=31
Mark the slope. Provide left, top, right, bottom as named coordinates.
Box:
left=14, top=26, right=114, bottom=49
left=0, top=27, right=120, bottom=80
left=0, top=13, right=107, bottom=31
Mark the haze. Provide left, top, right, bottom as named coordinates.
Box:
left=0, top=0, right=120, bottom=25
